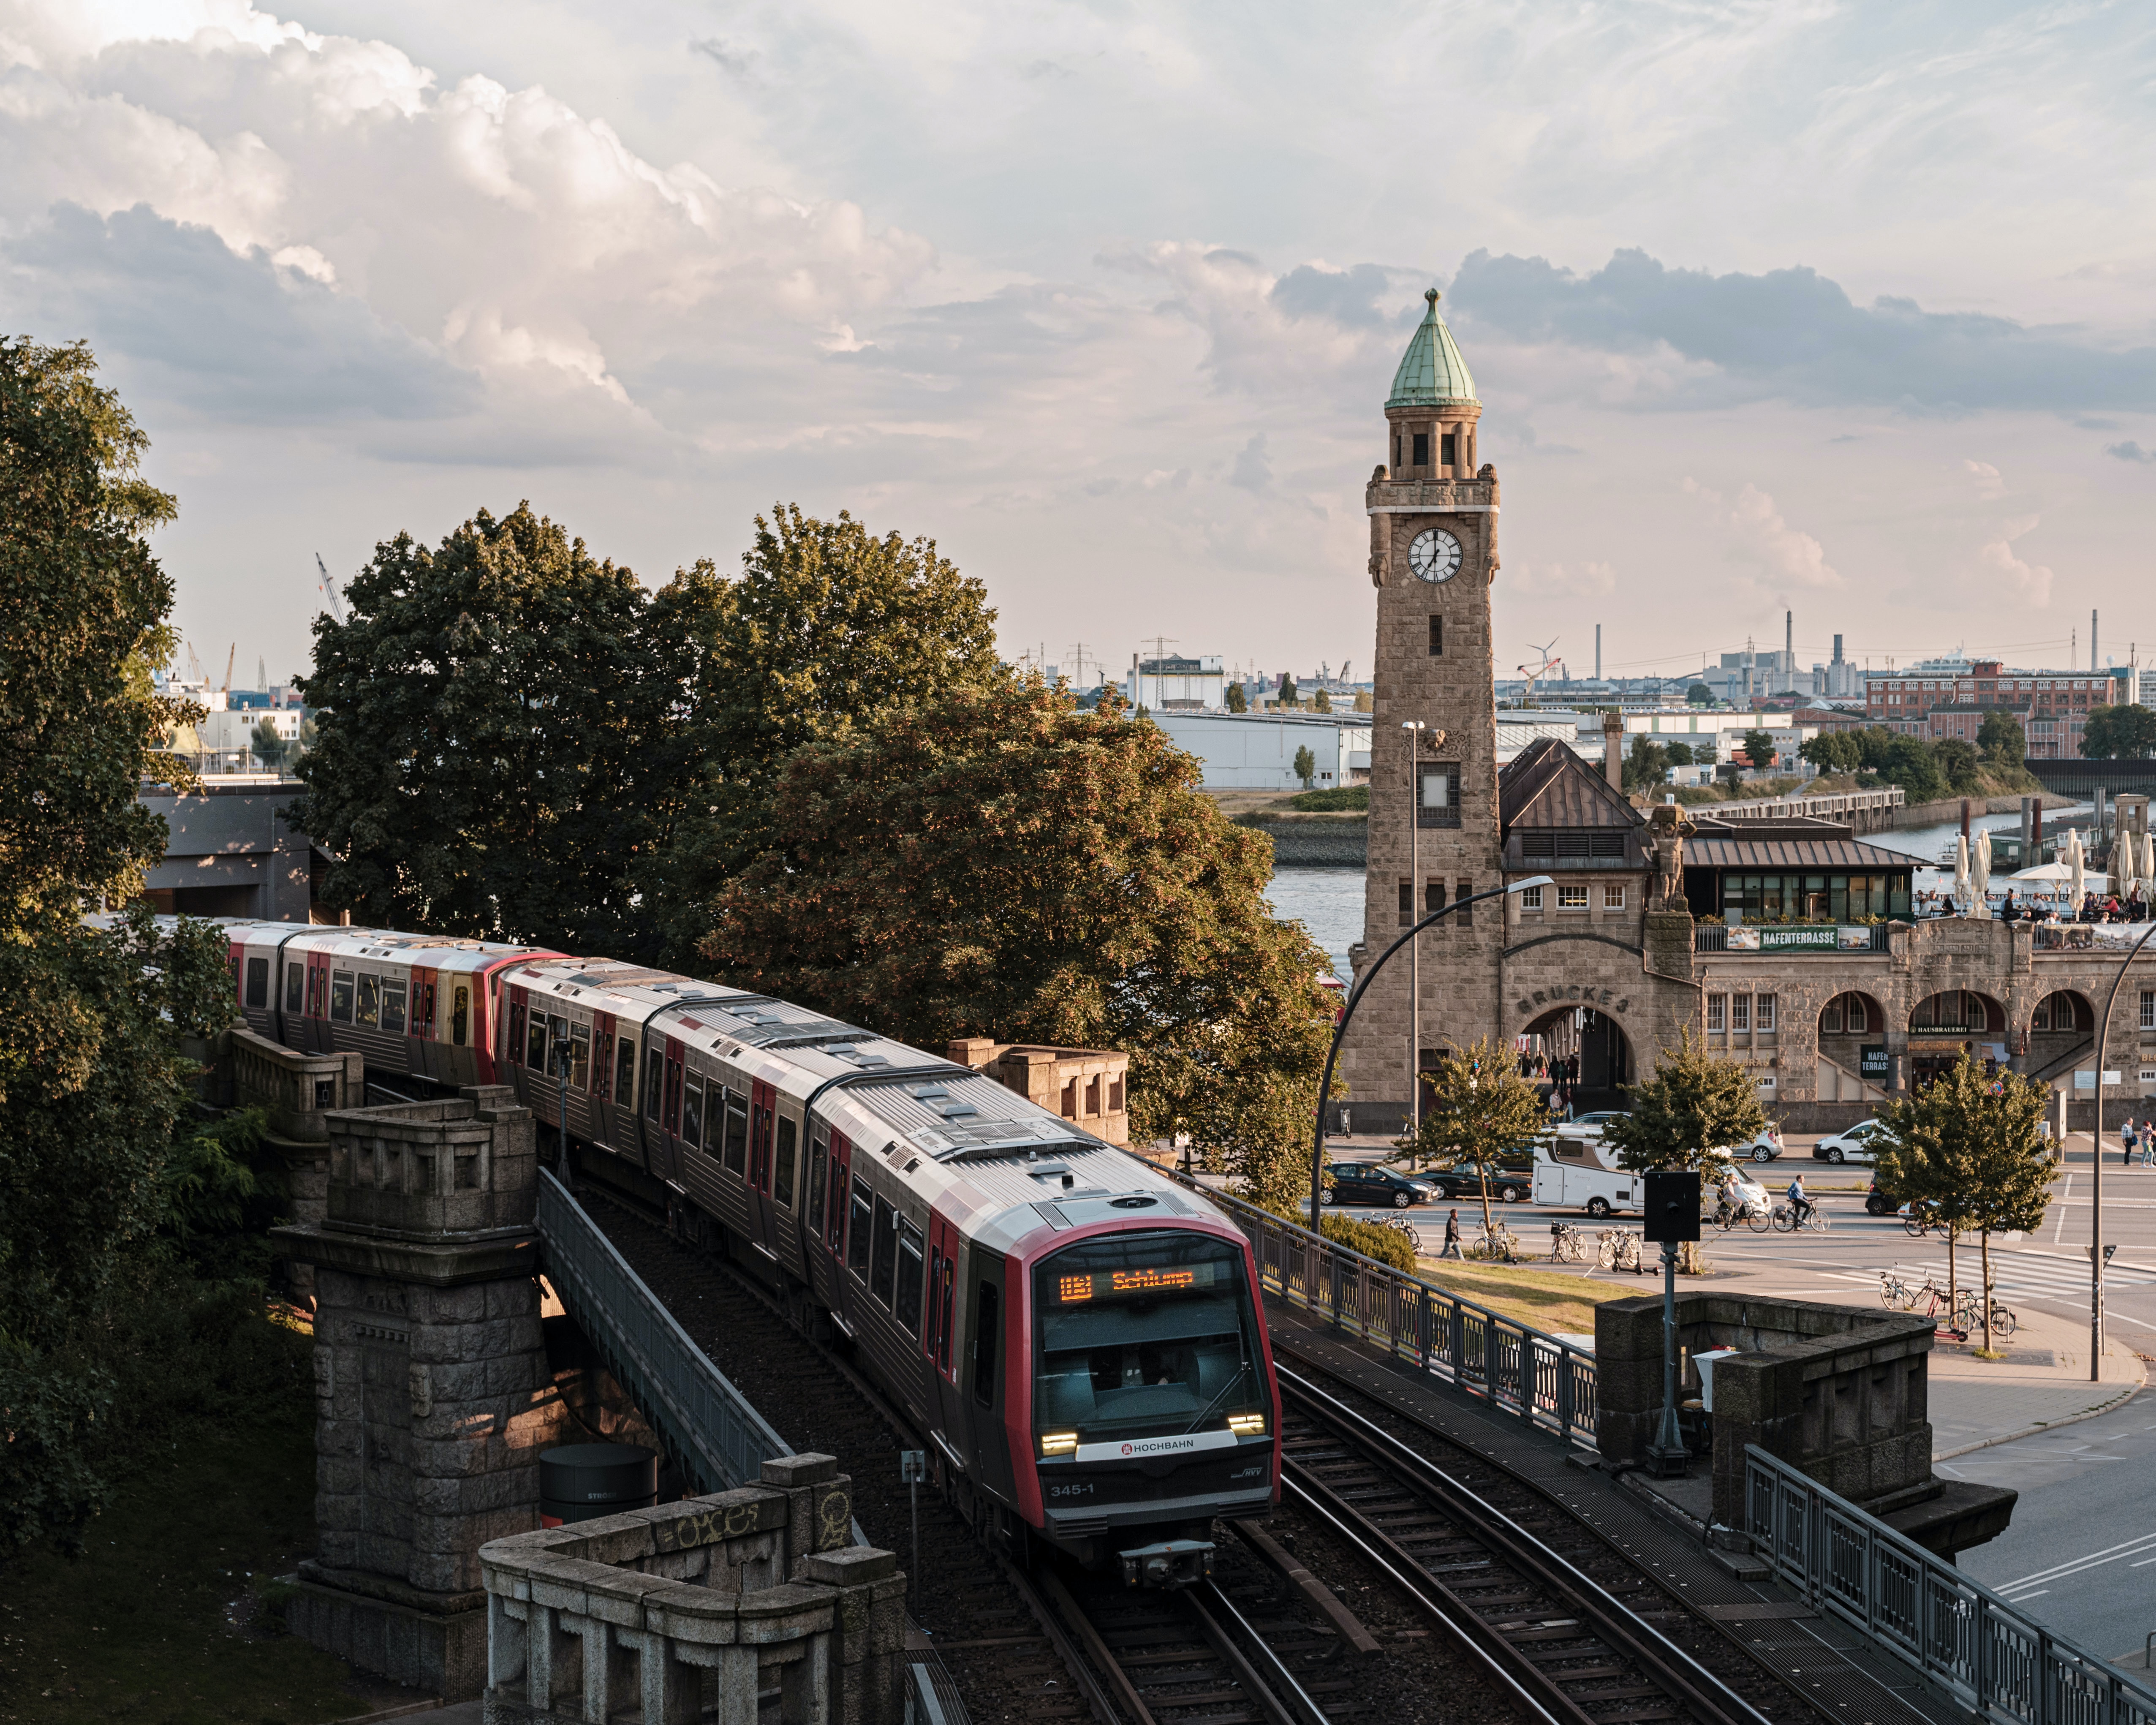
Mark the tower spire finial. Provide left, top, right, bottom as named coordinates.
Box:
left=1425, top=288, right=1440, bottom=305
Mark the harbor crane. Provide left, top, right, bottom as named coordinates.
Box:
left=1517, top=637, right=1561, bottom=707
left=313, top=553, right=349, bottom=625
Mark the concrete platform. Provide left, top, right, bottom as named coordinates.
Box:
left=1927, top=1302, right=2145, bottom=1459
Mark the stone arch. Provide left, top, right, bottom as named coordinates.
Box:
left=2025, top=986, right=2096, bottom=1075
left=1815, top=990, right=1890, bottom=1102
left=1519, top=1003, right=1634, bottom=1107
left=1907, top=988, right=2008, bottom=1088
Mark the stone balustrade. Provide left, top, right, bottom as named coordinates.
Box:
left=479, top=1456, right=902, bottom=1725
left=324, top=1088, right=537, bottom=1241
left=229, top=1023, right=364, bottom=1143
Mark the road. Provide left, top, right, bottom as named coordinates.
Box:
left=1318, top=1132, right=2156, bottom=1665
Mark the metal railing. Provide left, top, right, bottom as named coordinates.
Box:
left=1159, top=1168, right=1597, bottom=1447
left=1745, top=1445, right=2156, bottom=1725
left=535, top=1169, right=790, bottom=1492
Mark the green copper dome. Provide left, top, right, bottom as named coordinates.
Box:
left=1387, top=288, right=1477, bottom=409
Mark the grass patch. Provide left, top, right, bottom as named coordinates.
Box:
left=1411, top=1257, right=1647, bottom=1336
left=0, top=1337, right=359, bottom=1725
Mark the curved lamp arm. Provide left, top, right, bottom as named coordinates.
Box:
left=1306, top=875, right=1555, bottom=1230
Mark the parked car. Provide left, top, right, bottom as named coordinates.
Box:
left=1864, top=1177, right=1892, bottom=1216
left=1554, top=1110, right=1627, bottom=1139
left=1321, top=1161, right=1440, bottom=1209
left=1426, top=1152, right=1536, bottom=1205
left=1814, top=1122, right=1882, bottom=1165
left=1731, top=1127, right=1785, bottom=1163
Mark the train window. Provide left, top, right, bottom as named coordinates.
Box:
left=971, top=1283, right=999, bottom=1406
left=681, top=1073, right=705, bottom=1149
left=381, top=980, right=407, bottom=1034
left=870, top=1197, right=898, bottom=1307
left=773, top=1117, right=797, bottom=1207
left=847, top=1178, right=873, bottom=1275
left=526, top=1008, right=547, bottom=1070
left=808, top=1140, right=827, bottom=1235
left=307, top=965, right=324, bottom=1018
left=614, top=1038, right=636, bottom=1105
left=663, top=1058, right=682, bottom=1132
left=592, top=1024, right=612, bottom=1094
left=355, top=975, right=380, bottom=1028
left=894, top=1219, right=925, bottom=1335
left=285, top=964, right=304, bottom=1014
left=329, top=970, right=354, bottom=1024
left=938, top=1257, right=955, bottom=1370
left=245, top=957, right=269, bottom=1008
left=451, top=983, right=470, bottom=1046
left=828, top=1150, right=848, bottom=1252
left=570, top=1023, right=591, bottom=1090
left=509, top=999, right=526, bottom=1062
left=723, top=1096, right=749, bottom=1175
left=644, top=1048, right=664, bottom=1121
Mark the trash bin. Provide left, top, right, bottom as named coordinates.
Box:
left=540, top=1443, right=659, bottom=1526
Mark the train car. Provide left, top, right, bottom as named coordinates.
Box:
left=489, top=954, right=1281, bottom=1587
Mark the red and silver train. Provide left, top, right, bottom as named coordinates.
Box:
left=205, top=918, right=1280, bottom=1585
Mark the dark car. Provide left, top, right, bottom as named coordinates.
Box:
left=1428, top=1152, right=1535, bottom=1205
left=1321, top=1162, right=1439, bottom=1209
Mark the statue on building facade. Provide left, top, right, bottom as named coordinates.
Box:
left=1648, top=803, right=1696, bottom=912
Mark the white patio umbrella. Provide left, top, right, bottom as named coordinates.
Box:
left=1971, top=830, right=1993, bottom=918
left=2068, top=829, right=2086, bottom=911
left=1952, top=833, right=1971, bottom=914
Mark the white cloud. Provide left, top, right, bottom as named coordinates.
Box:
left=1966, top=458, right=2004, bottom=498
left=1683, top=479, right=1841, bottom=593
left=1975, top=516, right=2054, bottom=608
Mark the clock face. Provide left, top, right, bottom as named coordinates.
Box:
left=1408, top=527, right=1462, bottom=583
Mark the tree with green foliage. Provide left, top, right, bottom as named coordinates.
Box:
left=1292, top=744, right=1316, bottom=788
left=1624, top=735, right=1670, bottom=791
left=1687, top=682, right=1714, bottom=706
left=1665, top=740, right=1695, bottom=766
left=1740, top=728, right=1778, bottom=771
left=697, top=677, right=1332, bottom=1212
left=1801, top=731, right=1862, bottom=774
left=1279, top=673, right=1298, bottom=707
left=1224, top=680, right=1248, bottom=713
left=1313, top=686, right=1332, bottom=713
left=2082, top=704, right=2156, bottom=760
left=1604, top=1032, right=1765, bottom=1176
left=1931, top=736, right=1981, bottom=795
left=1394, top=1037, right=1546, bottom=1243
left=1978, top=709, right=2027, bottom=764
left=1871, top=1054, right=2051, bottom=1350
left=292, top=503, right=660, bottom=958
left=0, top=337, right=279, bottom=1551
left=250, top=718, right=288, bottom=773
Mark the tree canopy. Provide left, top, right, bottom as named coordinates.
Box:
left=1602, top=1032, right=1766, bottom=1175
left=696, top=677, right=1332, bottom=1211
left=2082, top=704, right=2156, bottom=760
left=1394, top=1037, right=1545, bottom=1239
left=1977, top=710, right=2026, bottom=764
left=1224, top=680, right=1248, bottom=713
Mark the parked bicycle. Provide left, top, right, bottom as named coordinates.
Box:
left=1879, top=1268, right=1918, bottom=1310
left=1549, top=1222, right=1588, bottom=1264
left=1378, top=1212, right=1419, bottom=1241
left=1771, top=1202, right=1830, bottom=1233
left=1468, top=1223, right=1520, bottom=1263
left=1595, top=1228, right=1646, bottom=1273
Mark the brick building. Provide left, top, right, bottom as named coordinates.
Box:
left=1864, top=661, right=2126, bottom=758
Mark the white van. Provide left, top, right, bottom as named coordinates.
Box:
left=1531, top=1135, right=1643, bottom=1218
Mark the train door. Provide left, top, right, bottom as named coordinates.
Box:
left=805, top=1122, right=838, bottom=1308
left=824, top=1131, right=857, bottom=1332
left=304, top=951, right=333, bottom=1053
left=660, top=1039, right=685, bottom=1183
left=589, top=1013, right=617, bottom=1154
left=768, top=1100, right=804, bottom=1279
left=966, top=1249, right=1016, bottom=1505
left=236, top=937, right=275, bottom=1038
left=746, top=1079, right=778, bottom=1252
left=410, top=965, right=439, bottom=1083
left=275, top=936, right=306, bottom=1045
left=927, top=1208, right=967, bottom=1465
left=506, top=986, right=532, bottom=1109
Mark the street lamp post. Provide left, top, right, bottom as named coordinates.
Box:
left=2090, top=920, right=2156, bottom=1379
left=1307, top=876, right=1556, bottom=1231
left=1401, top=721, right=1426, bottom=1139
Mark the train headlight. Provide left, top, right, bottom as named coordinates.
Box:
left=1227, top=1413, right=1266, bottom=1437
left=1039, top=1431, right=1078, bottom=1457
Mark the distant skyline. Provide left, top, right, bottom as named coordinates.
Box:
left=8, top=0, right=2156, bottom=686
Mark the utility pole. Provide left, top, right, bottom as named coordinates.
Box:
left=1401, top=720, right=1427, bottom=1137
left=1066, top=642, right=1096, bottom=689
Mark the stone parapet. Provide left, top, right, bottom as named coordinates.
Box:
left=230, top=1023, right=364, bottom=1141
left=478, top=1461, right=899, bottom=1725
left=324, top=1087, right=537, bottom=1240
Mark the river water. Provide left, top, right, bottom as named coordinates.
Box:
left=1264, top=800, right=2099, bottom=976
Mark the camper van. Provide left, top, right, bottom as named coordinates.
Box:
left=1531, top=1133, right=1644, bottom=1217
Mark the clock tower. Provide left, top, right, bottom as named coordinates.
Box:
left=1341, top=289, right=1505, bottom=1117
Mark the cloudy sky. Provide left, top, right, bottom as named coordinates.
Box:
left=8, top=0, right=2156, bottom=690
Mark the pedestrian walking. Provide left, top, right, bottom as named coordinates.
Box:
left=1440, top=1208, right=1463, bottom=1259
left=2125, top=1118, right=2139, bottom=1167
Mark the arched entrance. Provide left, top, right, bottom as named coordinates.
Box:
left=1817, top=991, right=1888, bottom=1100
left=1519, top=1005, right=1634, bottom=1113
left=1908, top=989, right=2007, bottom=1088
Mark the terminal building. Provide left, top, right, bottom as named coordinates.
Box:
left=1335, top=291, right=2156, bottom=1133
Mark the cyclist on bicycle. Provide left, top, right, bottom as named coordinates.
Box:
left=1786, top=1174, right=1814, bottom=1229
left=1715, top=1169, right=1745, bottom=1226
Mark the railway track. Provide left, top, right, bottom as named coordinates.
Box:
left=1275, top=1363, right=1780, bottom=1725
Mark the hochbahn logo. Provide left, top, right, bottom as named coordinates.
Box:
left=1120, top=1435, right=1203, bottom=1456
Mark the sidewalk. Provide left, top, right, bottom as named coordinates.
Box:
left=1926, top=1302, right=2144, bottom=1459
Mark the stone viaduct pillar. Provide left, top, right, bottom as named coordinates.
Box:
left=274, top=1086, right=567, bottom=1699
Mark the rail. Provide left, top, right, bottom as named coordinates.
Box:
left=1158, top=1167, right=1596, bottom=1447
left=1745, top=1444, right=2156, bottom=1725
left=535, top=1168, right=791, bottom=1492
left=1694, top=923, right=1890, bottom=954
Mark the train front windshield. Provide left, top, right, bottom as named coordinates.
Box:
left=1031, top=1232, right=1268, bottom=1458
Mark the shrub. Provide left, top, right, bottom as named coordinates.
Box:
left=1285, top=785, right=1369, bottom=811
left=1319, top=1211, right=1418, bottom=1271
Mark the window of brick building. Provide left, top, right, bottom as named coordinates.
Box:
left=1707, top=994, right=1726, bottom=1033
left=1558, top=884, right=1588, bottom=911
left=1732, top=995, right=1751, bottom=1034
left=1456, top=879, right=1473, bottom=927
left=1429, top=615, right=1443, bottom=656
left=1603, top=884, right=1626, bottom=909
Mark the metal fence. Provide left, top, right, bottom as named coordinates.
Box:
left=1161, top=1170, right=1598, bottom=1448
left=1745, top=1445, right=2156, bottom=1725
left=535, top=1168, right=791, bottom=1492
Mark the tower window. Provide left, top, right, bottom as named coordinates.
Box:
left=1397, top=879, right=1413, bottom=928
left=1441, top=432, right=1457, bottom=466
left=1428, top=615, right=1443, bottom=657
left=1411, top=432, right=1429, bottom=466
left=1425, top=879, right=1445, bottom=917
left=1455, top=880, right=1473, bottom=927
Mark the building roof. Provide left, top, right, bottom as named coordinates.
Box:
left=1387, top=289, right=1478, bottom=410
left=1498, top=739, right=1640, bottom=829
left=1686, top=835, right=1916, bottom=871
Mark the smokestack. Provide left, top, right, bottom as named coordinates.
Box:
left=2093, top=608, right=2100, bottom=673
left=1785, top=609, right=1793, bottom=688
left=1595, top=624, right=1602, bottom=682
left=1832, top=633, right=1843, bottom=664
left=1603, top=710, right=1624, bottom=794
